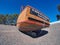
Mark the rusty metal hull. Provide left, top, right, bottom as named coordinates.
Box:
left=17, top=20, right=49, bottom=32
left=16, top=6, right=50, bottom=32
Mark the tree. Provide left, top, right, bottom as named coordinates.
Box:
left=0, top=14, right=3, bottom=24
left=56, top=15, right=60, bottom=20
left=56, top=4, right=60, bottom=20
left=5, top=14, right=9, bottom=24
left=11, top=14, right=19, bottom=25
left=57, top=5, right=60, bottom=12
left=0, top=14, right=6, bottom=24
left=0, top=14, right=19, bottom=25
left=7, top=14, right=18, bottom=25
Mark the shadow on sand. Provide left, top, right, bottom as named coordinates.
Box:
left=19, top=30, right=48, bottom=38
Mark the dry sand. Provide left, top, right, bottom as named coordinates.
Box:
left=0, top=23, right=60, bottom=45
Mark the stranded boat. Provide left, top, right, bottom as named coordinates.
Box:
left=16, top=6, right=50, bottom=32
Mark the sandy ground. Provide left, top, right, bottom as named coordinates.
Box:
left=0, top=23, right=60, bottom=45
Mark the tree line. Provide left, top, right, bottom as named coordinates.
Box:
left=0, top=14, right=19, bottom=25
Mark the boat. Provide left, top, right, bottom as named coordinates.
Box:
left=16, top=6, right=50, bottom=32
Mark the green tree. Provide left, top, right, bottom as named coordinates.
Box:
left=0, top=14, right=6, bottom=24
left=11, top=14, right=18, bottom=25
left=56, top=4, right=60, bottom=20
left=57, top=5, right=60, bottom=12
left=0, top=14, right=18, bottom=25
left=7, top=14, right=18, bottom=25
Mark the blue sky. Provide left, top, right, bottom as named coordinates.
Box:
left=0, top=0, right=60, bottom=22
